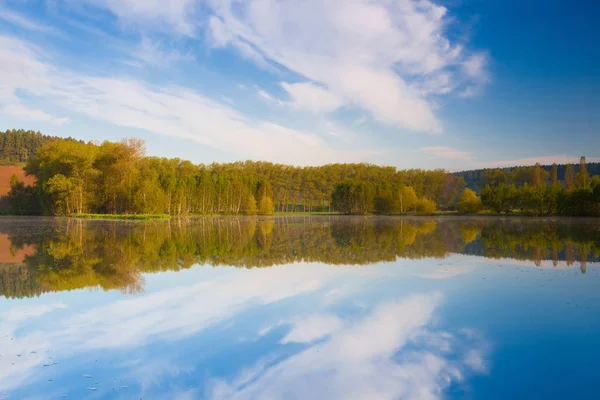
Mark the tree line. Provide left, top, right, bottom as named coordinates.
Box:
left=8, top=136, right=466, bottom=216
left=1, top=217, right=597, bottom=299
left=5, top=132, right=600, bottom=216
left=455, top=161, right=600, bottom=193
left=0, top=129, right=62, bottom=164
left=480, top=159, right=600, bottom=216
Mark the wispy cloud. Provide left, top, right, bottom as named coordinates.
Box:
left=280, top=314, right=343, bottom=344
left=209, top=294, right=488, bottom=400
left=204, top=0, right=489, bottom=133
left=281, top=82, right=344, bottom=114
left=421, top=146, right=473, bottom=160
left=0, top=7, right=62, bottom=36
left=78, top=0, right=197, bottom=35
left=0, top=35, right=377, bottom=165
left=0, top=262, right=384, bottom=392
left=128, top=37, right=192, bottom=68
left=1, top=104, right=69, bottom=125
left=415, top=265, right=474, bottom=280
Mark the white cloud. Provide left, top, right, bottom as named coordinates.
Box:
left=458, top=52, right=489, bottom=97
left=0, top=262, right=384, bottom=392
left=0, top=7, right=60, bottom=35
left=281, top=82, right=343, bottom=114
left=208, top=16, right=274, bottom=71
left=129, top=37, right=191, bottom=67
left=205, top=0, right=489, bottom=133
left=421, top=146, right=473, bottom=160
left=1, top=303, right=67, bottom=323
left=0, top=36, right=49, bottom=103
left=462, top=53, right=488, bottom=79
left=79, top=0, right=197, bottom=34
left=209, top=293, right=488, bottom=400
left=256, top=89, right=277, bottom=103
left=1, top=104, right=69, bottom=125
left=0, top=35, right=376, bottom=165
left=416, top=265, right=473, bottom=280
left=280, top=314, right=343, bottom=344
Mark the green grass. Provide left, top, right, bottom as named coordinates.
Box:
left=71, top=213, right=171, bottom=220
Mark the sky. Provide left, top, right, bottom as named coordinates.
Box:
left=0, top=0, right=598, bottom=170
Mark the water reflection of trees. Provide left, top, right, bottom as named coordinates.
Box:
left=0, top=217, right=598, bottom=298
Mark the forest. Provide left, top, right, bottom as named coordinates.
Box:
left=455, top=162, right=600, bottom=193
left=4, top=130, right=600, bottom=216
left=0, top=217, right=597, bottom=299
left=7, top=135, right=467, bottom=216
left=0, top=129, right=62, bottom=164
left=479, top=159, right=600, bottom=216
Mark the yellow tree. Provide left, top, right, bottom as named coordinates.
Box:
left=399, top=186, right=418, bottom=213
left=457, top=188, right=482, bottom=214
left=259, top=196, right=274, bottom=215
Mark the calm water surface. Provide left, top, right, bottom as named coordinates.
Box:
left=0, top=216, right=599, bottom=399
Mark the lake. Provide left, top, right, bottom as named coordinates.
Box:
left=0, top=216, right=599, bottom=399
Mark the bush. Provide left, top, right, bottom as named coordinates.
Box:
left=457, top=189, right=482, bottom=214
left=416, top=197, right=436, bottom=215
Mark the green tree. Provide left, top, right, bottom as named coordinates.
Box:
left=484, top=169, right=508, bottom=187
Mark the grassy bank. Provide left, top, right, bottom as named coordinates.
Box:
left=71, top=213, right=171, bottom=220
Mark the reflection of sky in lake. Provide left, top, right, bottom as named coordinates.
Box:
left=1, top=254, right=600, bottom=400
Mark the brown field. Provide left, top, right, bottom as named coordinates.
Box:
left=0, top=165, right=35, bottom=196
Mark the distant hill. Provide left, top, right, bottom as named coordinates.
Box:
left=455, top=162, right=600, bottom=192
left=0, top=129, right=61, bottom=164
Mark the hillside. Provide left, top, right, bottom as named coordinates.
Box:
left=0, top=166, right=35, bottom=196
left=455, top=162, right=600, bottom=192
left=0, top=129, right=61, bottom=164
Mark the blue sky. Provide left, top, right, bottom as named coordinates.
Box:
left=0, top=0, right=598, bottom=170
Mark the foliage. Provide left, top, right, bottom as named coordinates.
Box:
left=456, top=188, right=482, bottom=214
left=258, top=196, right=274, bottom=215
left=0, top=129, right=63, bottom=163
left=5, top=132, right=600, bottom=217
left=245, top=194, right=257, bottom=215
left=1, top=217, right=597, bottom=299
left=10, top=135, right=468, bottom=216
left=8, top=174, right=40, bottom=215
left=481, top=175, right=600, bottom=217
left=399, top=186, right=418, bottom=213
left=415, top=197, right=437, bottom=215
left=331, top=181, right=374, bottom=214
left=455, top=161, right=600, bottom=192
